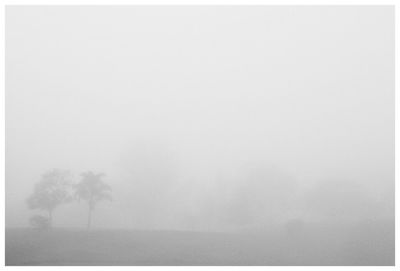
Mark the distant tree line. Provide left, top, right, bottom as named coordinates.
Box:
left=27, top=169, right=112, bottom=230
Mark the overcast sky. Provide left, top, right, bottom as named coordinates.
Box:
left=6, top=6, right=394, bottom=229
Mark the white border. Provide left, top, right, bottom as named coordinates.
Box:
left=1, top=1, right=398, bottom=270
left=0, top=0, right=398, bottom=5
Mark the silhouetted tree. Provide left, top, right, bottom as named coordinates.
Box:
left=75, top=171, right=112, bottom=229
left=26, top=169, right=72, bottom=227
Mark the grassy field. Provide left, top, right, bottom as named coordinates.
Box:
left=5, top=221, right=394, bottom=266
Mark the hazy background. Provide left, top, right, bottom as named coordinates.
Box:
left=6, top=6, right=394, bottom=231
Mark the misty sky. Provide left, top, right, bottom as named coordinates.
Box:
left=6, top=6, right=394, bottom=229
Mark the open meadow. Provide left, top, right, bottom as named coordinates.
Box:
left=6, top=220, right=394, bottom=266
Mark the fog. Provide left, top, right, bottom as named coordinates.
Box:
left=6, top=6, right=393, bottom=235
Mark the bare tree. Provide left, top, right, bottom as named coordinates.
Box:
left=26, top=169, right=72, bottom=227
left=75, top=171, right=112, bottom=229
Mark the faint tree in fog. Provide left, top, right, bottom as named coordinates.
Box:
left=29, top=214, right=50, bottom=230
left=305, top=179, right=377, bottom=220
left=26, top=169, right=73, bottom=227
left=226, top=165, right=297, bottom=226
left=75, top=171, right=112, bottom=229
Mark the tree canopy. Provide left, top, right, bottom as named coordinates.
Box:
left=26, top=169, right=73, bottom=225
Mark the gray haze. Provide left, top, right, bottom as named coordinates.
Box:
left=6, top=6, right=394, bottom=232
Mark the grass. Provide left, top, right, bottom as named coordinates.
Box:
left=5, top=220, right=394, bottom=266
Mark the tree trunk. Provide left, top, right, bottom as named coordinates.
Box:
left=87, top=205, right=92, bottom=230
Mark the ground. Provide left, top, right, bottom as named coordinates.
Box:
left=5, top=221, right=394, bottom=266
